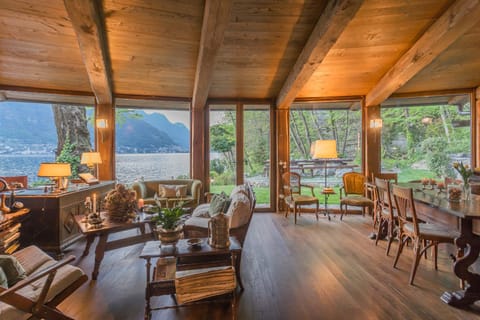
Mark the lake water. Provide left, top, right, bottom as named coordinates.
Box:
left=0, top=153, right=190, bottom=185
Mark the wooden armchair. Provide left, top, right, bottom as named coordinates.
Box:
left=0, top=246, right=87, bottom=320
left=339, top=172, right=374, bottom=220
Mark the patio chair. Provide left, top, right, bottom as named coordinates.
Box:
left=282, top=172, right=319, bottom=224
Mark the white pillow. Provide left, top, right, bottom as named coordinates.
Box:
left=192, top=203, right=211, bottom=218
left=230, top=184, right=249, bottom=199
left=226, top=192, right=251, bottom=228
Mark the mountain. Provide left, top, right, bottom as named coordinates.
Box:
left=0, top=102, right=57, bottom=143
left=140, top=111, right=190, bottom=150
left=0, top=102, right=190, bottom=154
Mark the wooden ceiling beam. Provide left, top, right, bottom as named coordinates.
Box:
left=64, top=0, right=113, bottom=105
left=276, top=0, right=364, bottom=110
left=365, top=0, right=480, bottom=107
left=192, top=0, right=233, bottom=110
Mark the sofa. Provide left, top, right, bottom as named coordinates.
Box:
left=131, top=179, right=202, bottom=211
left=184, top=183, right=256, bottom=246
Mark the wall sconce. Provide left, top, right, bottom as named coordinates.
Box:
left=96, top=119, right=108, bottom=142
left=370, top=119, right=383, bottom=128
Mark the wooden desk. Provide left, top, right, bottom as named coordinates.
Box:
left=75, top=212, right=156, bottom=280
left=139, top=237, right=242, bottom=319
left=412, top=189, right=480, bottom=308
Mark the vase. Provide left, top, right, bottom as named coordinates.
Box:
left=157, top=225, right=183, bottom=247
left=463, top=183, right=471, bottom=201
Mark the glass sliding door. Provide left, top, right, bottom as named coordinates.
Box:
left=244, top=105, right=271, bottom=208
left=209, top=105, right=237, bottom=195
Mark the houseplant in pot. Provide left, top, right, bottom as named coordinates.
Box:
left=151, top=201, right=187, bottom=247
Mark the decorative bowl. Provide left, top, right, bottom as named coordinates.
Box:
left=186, top=238, right=203, bottom=247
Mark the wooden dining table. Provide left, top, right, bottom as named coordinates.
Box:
left=411, top=187, right=480, bottom=308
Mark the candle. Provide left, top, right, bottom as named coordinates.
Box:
left=93, top=193, right=97, bottom=213
left=138, top=198, right=144, bottom=210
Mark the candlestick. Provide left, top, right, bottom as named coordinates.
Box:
left=93, top=193, right=97, bottom=213
left=138, top=198, right=144, bottom=211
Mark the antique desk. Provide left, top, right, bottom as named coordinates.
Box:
left=75, top=211, right=156, bottom=280
left=139, top=237, right=242, bottom=319
left=412, top=189, right=480, bottom=308
left=15, top=181, right=115, bottom=256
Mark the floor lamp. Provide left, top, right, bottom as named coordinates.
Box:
left=312, top=140, right=338, bottom=190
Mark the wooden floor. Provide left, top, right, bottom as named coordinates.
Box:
left=58, top=212, right=480, bottom=320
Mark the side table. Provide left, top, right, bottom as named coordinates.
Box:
left=321, top=189, right=336, bottom=221
left=139, top=237, right=242, bottom=319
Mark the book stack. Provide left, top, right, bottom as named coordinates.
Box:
left=0, top=221, right=21, bottom=254
left=175, top=266, right=236, bottom=304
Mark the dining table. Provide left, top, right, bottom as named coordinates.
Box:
left=411, top=187, right=480, bottom=308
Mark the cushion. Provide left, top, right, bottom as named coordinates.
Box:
left=192, top=203, right=211, bottom=218
left=226, top=192, right=251, bottom=228
left=184, top=216, right=210, bottom=229
left=13, top=245, right=52, bottom=275
left=208, top=192, right=230, bottom=217
left=159, top=184, right=178, bottom=198
left=176, top=185, right=188, bottom=197
left=0, top=267, right=8, bottom=288
left=0, top=255, right=27, bottom=287
left=230, top=184, right=249, bottom=200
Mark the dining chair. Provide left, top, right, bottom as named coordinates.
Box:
left=339, top=172, right=373, bottom=220
left=282, top=172, right=319, bottom=224
left=371, top=172, right=398, bottom=184
left=374, top=177, right=396, bottom=255
left=391, top=185, right=460, bottom=285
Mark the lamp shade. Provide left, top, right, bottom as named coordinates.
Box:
left=81, top=152, right=102, bottom=166
left=312, top=140, right=338, bottom=159
left=37, top=162, right=72, bottom=177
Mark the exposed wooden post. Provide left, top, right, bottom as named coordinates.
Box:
left=364, top=104, right=381, bottom=179
left=191, top=107, right=206, bottom=187
left=277, top=108, right=289, bottom=211
left=96, top=103, right=115, bottom=181
left=276, top=0, right=364, bottom=109
left=475, top=87, right=480, bottom=167
left=366, top=0, right=480, bottom=107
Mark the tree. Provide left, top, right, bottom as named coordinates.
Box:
left=56, top=136, right=81, bottom=178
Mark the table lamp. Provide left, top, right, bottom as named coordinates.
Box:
left=312, top=140, right=338, bottom=189
left=81, top=152, right=102, bottom=178
left=37, top=162, right=72, bottom=192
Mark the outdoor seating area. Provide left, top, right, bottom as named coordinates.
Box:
left=2, top=0, right=480, bottom=319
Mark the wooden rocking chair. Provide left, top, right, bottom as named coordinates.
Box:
left=0, top=246, right=88, bottom=320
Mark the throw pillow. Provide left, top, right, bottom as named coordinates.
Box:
left=159, top=184, right=177, bottom=198
left=0, top=267, right=8, bottom=288
left=0, top=255, right=27, bottom=287
left=208, top=192, right=230, bottom=217
left=226, top=192, right=251, bottom=228
left=176, top=185, right=188, bottom=197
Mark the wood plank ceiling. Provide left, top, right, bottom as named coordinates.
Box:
left=1, top=0, right=480, bottom=107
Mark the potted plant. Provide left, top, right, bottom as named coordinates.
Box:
left=150, top=201, right=186, bottom=246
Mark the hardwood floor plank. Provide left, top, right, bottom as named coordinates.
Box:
left=58, top=213, right=480, bottom=319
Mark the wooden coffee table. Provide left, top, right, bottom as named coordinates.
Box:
left=75, top=212, right=156, bottom=280
left=139, top=237, right=242, bottom=319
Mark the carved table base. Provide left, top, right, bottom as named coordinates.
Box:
left=441, top=218, right=480, bottom=308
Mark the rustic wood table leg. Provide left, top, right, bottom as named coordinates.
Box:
left=82, top=234, right=95, bottom=257
left=441, top=219, right=480, bottom=307
left=144, top=257, right=152, bottom=320
left=232, top=251, right=244, bottom=291
left=92, top=233, right=108, bottom=280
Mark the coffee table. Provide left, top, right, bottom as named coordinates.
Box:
left=139, top=237, right=242, bottom=319
left=75, top=212, right=156, bottom=280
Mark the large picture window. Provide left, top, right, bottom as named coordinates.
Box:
left=380, top=94, right=471, bottom=182
left=289, top=101, right=362, bottom=203
left=0, top=100, right=94, bottom=186
left=114, top=101, right=191, bottom=184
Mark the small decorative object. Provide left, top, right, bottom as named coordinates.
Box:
left=86, top=212, right=104, bottom=229
left=186, top=238, right=203, bottom=247
left=0, top=194, right=11, bottom=214
left=421, top=177, right=429, bottom=190
left=151, top=201, right=186, bottom=247
left=429, top=178, right=436, bottom=189
left=436, top=182, right=445, bottom=195
left=447, top=185, right=462, bottom=202
left=104, top=184, right=137, bottom=222
left=453, top=161, right=473, bottom=201
left=208, top=212, right=230, bottom=249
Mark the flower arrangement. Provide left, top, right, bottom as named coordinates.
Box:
left=453, top=161, right=473, bottom=185
left=104, top=184, right=137, bottom=222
